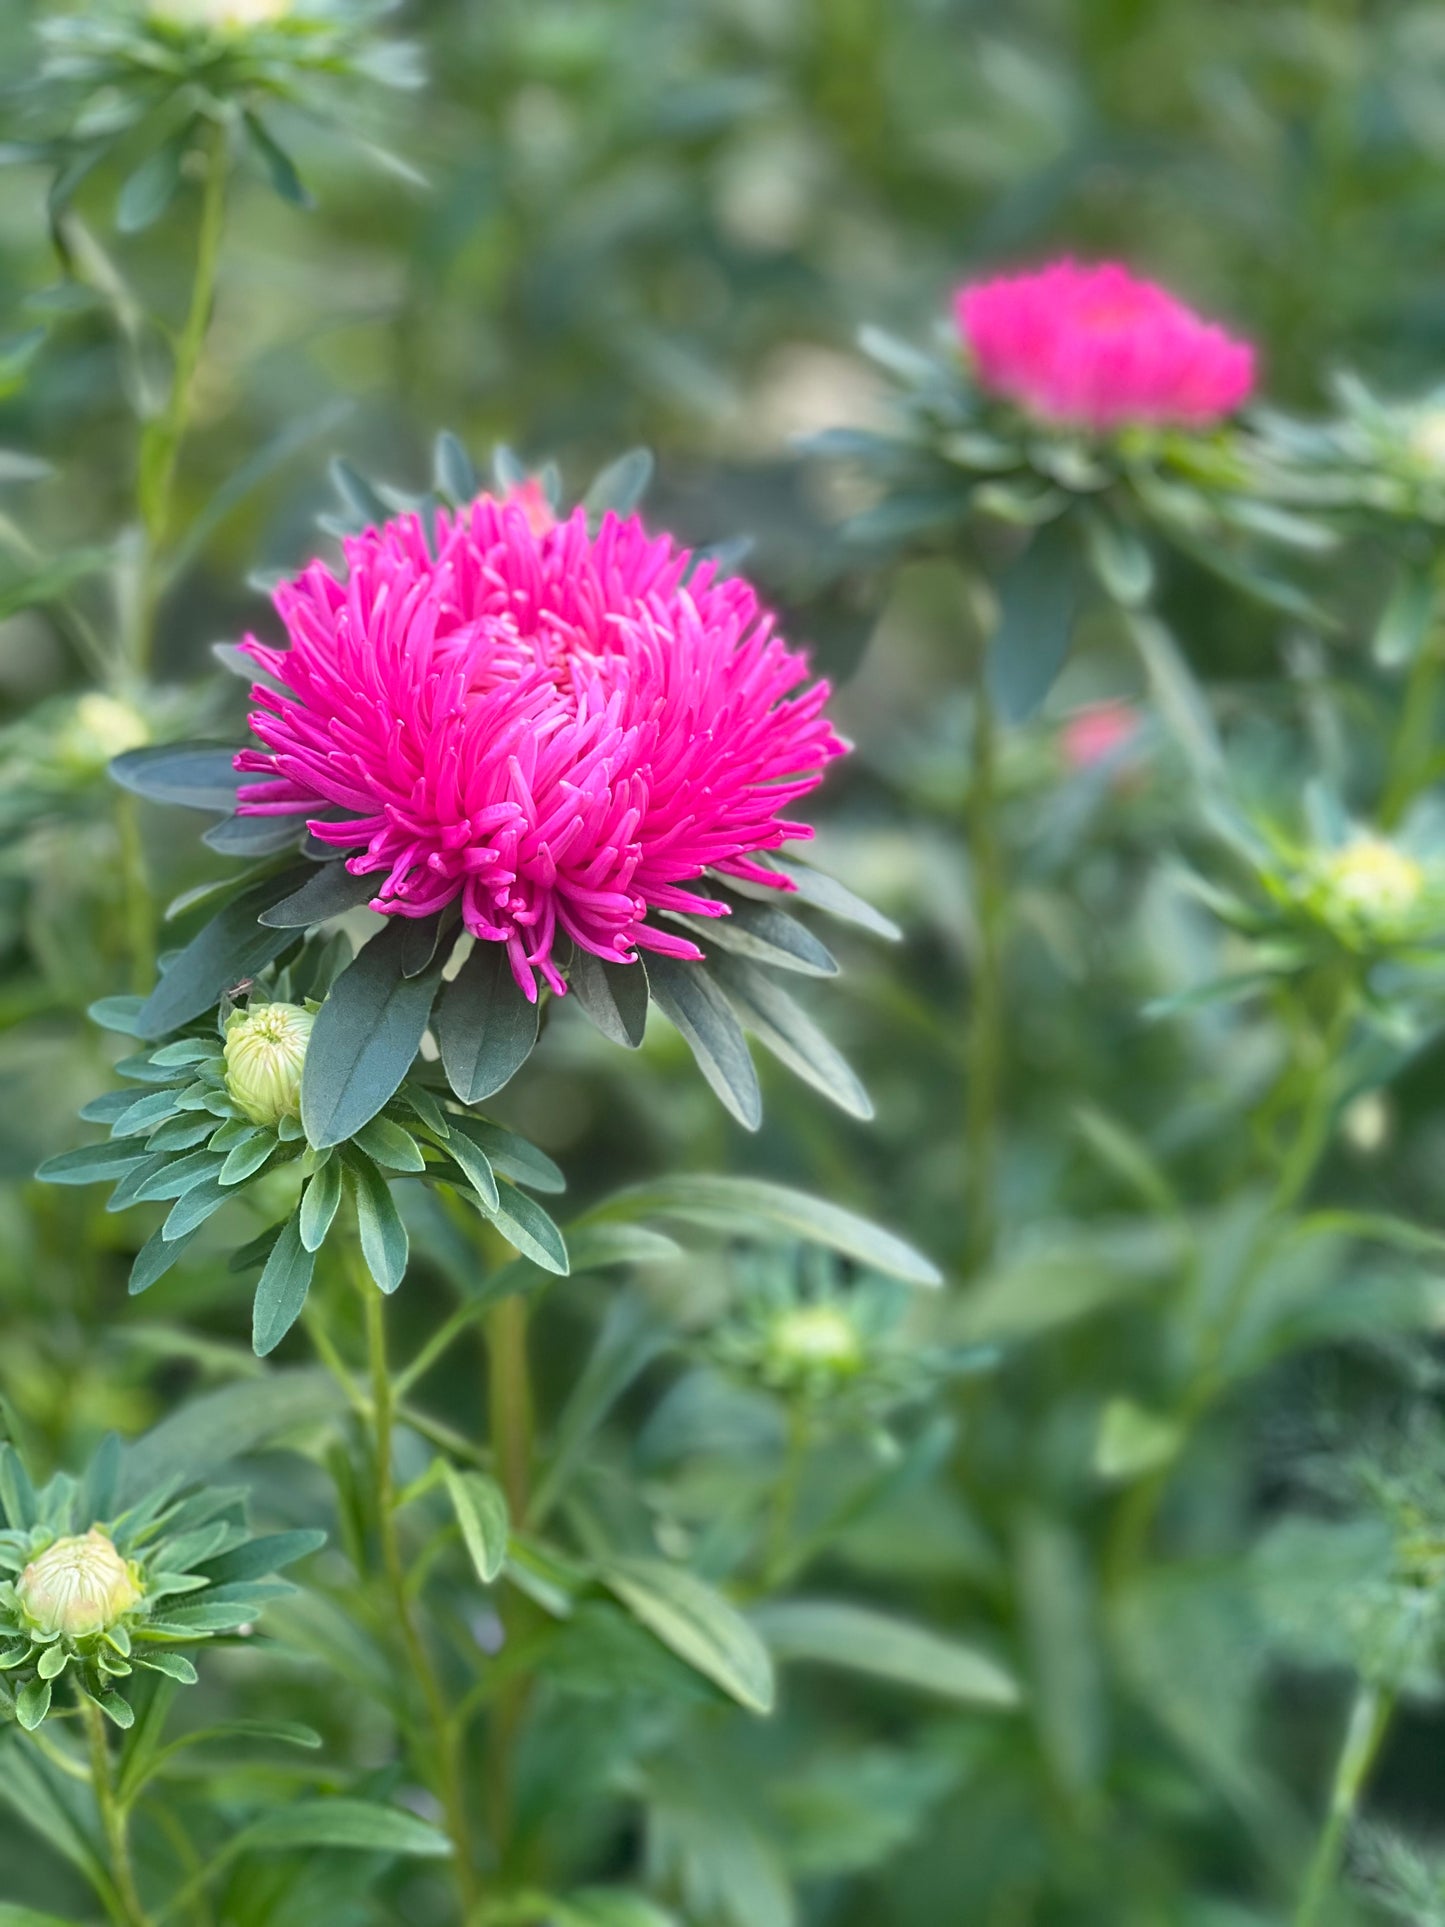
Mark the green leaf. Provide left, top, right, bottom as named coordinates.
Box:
left=120, top=1370, right=343, bottom=1497
left=986, top=519, right=1083, bottom=724
left=547, top=1894, right=678, bottom=1927
left=301, top=919, right=443, bottom=1148
left=441, top=1463, right=509, bottom=1583
left=198, top=1529, right=325, bottom=1585
left=219, top=1130, right=275, bottom=1186
left=603, top=1559, right=774, bottom=1715
left=36, top=1142, right=151, bottom=1185
left=0, top=1737, right=106, bottom=1884
left=0, top=1906, right=89, bottom=1925
left=15, top=1677, right=50, bottom=1730
left=485, top=1183, right=568, bottom=1275
left=754, top=856, right=901, bottom=942
left=1081, top=509, right=1154, bottom=608
left=452, top=1119, right=564, bottom=1193
left=243, top=110, right=314, bottom=209
left=136, top=870, right=309, bottom=1038
left=433, top=430, right=479, bottom=505
left=582, top=447, right=654, bottom=519
left=109, top=742, right=242, bottom=812
left=231, top=1798, right=452, bottom=1858
left=437, top=940, right=540, bottom=1104
left=298, top=1156, right=342, bottom=1252
left=352, top=1115, right=426, bottom=1172
left=532, top=1294, right=667, bottom=1526
left=751, top=1600, right=1019, bottom=1708
left=645, top=957, right=760, bottom=1129
left=252, top=1213, right=317, bottom=1357
left=349, top=1157, right=409, bottom=1293
left=590, top=1176, right=942, bottom=1286
left=567, top=950, right=648, bottom=1048
left=709, top=954, right=872, bottom=1119
left=439, top=1125, right=499, bottom=1209
left=116, top=130, right=187, bottom=233
left=161, top=1177, right=232, bottom=1241
left=688, top=897, right=837, bottom=977
left=1374, top=561, right=1436, bottom=669
left=1093, top=1398, right=1182, bottom=1481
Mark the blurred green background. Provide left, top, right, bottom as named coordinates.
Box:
left=5, top=2, right=1445, bottom=1922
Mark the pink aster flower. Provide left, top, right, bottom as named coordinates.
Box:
left=1060, top=699, right=1140, bottom=771
left=954, top=260, right=1256, bottom=433
left=233, top=495, right=846, bottom=1002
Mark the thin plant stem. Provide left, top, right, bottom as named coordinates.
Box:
left=1294, top=1681, right=1394, bottom=1927
left=485, top=1294, right=535, bottom=1872
left=115, top=791, right=155, bottom=993
left=82, top=1692, right=150, bottom=1927
left=135, top=115, right=230, bottom=673
left=1380, top=573, right=1443, bottom=828
left=1108, top=983, right=1353, bottom=1586
left=361, top=1278, right=480, bottom=1914
left=761, top=1402, right=810, bottom=1593
left=963, top=672, right=1005, bottom=1275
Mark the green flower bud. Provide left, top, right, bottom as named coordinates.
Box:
left=224, top=1002, right=314, bottom=1128
left=766, top=1304, right=864, bottom=1382
left=149, top=0, right=293, bottom=28
left=57, top=694, right=150, bottom=777
left=17, top=1530, right=143, bottom=1639
left=1319, top=835, right=1423, bottom=928
left=1409, top=407, right=1445, bottom=474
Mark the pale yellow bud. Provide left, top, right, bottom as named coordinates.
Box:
left=766, top=1305, right=863, bottom=1378
left=1320, top=836, right=1423, bottom=925
left=1409, top=407, right=1445, bottom=474
left=224, top=1002, right=314, bottom=1128
left=58, top=695, right=150, bottom=775
left=17, top=1530, right=142, bottom=1639
left=148, top=0, right=291, bottom=28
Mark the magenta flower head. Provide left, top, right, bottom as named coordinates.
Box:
left=955, top=260, right=1256, bottom=434
left=234, top=496, right=847, bottom=1001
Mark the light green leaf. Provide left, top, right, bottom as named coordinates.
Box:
left=602, top=1559, right=774, bottom=1715
left=751, top=1600, right=1019, bottom=1707
left=441, top=1463, right=509, bottom=1584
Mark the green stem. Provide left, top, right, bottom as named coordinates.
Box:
left=82, top=1692, right=150, bottom=1927
left=485, top=1295, right=534, bottom=1872
left=1380, top=575, right=1443, bottom=828
left=760, top=1403, right=810, bottom=1593
left=1294, top=1682, right=1394, bottom=1927
left=115, top=790, right=155, bottom=994
left=963, top=674, right=1005, bottom=1275
left=1108, top=984, right=1353, bottom=1587
left=362, top=1282, right=480, bottom=1914
left=135, top=116, right=230, bottom=673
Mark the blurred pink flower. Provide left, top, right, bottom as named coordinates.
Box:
left=235, top=497, right=845, bottom=1001
left=955, top=261, right=1255, bottom=432
left=1060, top=700, right=1140, bottom=771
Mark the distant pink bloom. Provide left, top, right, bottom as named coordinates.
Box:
left=234, top=497, right=845, bottom=1001
left=1060, top=700, right=1140, bottom=771
left=955, top=260, right=1256, bottom=432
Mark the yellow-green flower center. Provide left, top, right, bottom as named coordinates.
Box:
left=767, top=1305, right=864, bottom=1376
left=148, top=0, right=292, bottom=28
left=224, top=1002, right=314, bottom=1128
left=17, top=1530, right=142, bottom=1639
left=59, top=694, right=150, bottom=775
left=1320, top=836, right=1424, bottom=923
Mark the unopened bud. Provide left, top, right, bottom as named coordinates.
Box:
left=766, top=1305, right=863, bottom=1381
left=1320, top=836, right=1423, bottom=926
left=224, top=1002, right=313, bottom=1128
left=17, top=1530, right=142, bottom=1639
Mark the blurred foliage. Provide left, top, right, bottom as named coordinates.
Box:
left=6, top=1, right=1445, bottom=1924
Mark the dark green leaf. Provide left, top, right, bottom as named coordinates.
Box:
left=437, top=941, right=539, bottom=1104
left=987, top=519, right=1083, bottom=723
left=301, top=920, right=442, bottom=1148
left=110, top=743, right=242, bottom=812
left=243, top=110, right=314, bottom=209
left=252, top=1214, right=317, bottom=1357
left=710, top=955, right=872, bottom=1119
left=349, top=1157, right=409, bottom=1293
left=298, top=1156, right=342, bottom=1252
left=136, top=869, right=309, bottom=1038
left=568, top=949, right=649, bottom=1048
left=645, top=957, right=760, bottom=1129
left=116, top=132, right=187, bottom=233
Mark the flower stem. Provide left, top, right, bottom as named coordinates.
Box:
left=484, top=1295, right=535, bottom=1873
left=134, top=115, right=230, bottom=674
left=963, top=673, right=1005, bottom=1274
left=362, top=1281, right=480, bottom=1914
left=82, top=1691, right=150, bottom=1927
left=1380, top=576, right=1443, bottom=828
left=1294, top=1682, right=1394, bottom=1927
left=761, top=1403, right=809, bottom=1592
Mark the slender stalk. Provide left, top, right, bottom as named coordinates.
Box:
left=115, top=791, right=155, bottom=994
left=1380, top=573, right=1443, bottom=828
left=82, top=1692, right=150, bottom=1927
left=135, top=116, right=230, bottom=672
left=485, top=1295, right=535, bottom=1871
left=761, top=1403, right=810, bottom=1593
left=1294, top=1681, right=1394, bottom=1927
left=1108, top=983, right=1353, bottom=1586
left=963, top=674, right=1005, bottom=1275
left=362, top=1282, right=480, bottom=1913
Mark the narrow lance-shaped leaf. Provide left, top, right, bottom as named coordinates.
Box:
left=645, top=956, right=760, bottom=1130
left=301, top=919, right=443, bottom=1148
left=437, top=940, right=540, bottom=1103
